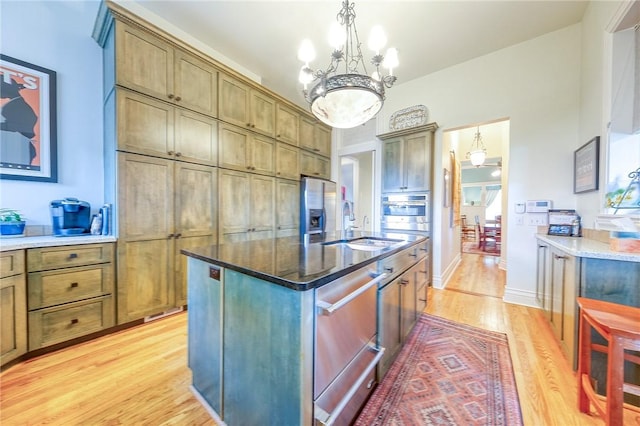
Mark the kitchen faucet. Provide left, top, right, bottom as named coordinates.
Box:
left=342, top=201, right=356, bottom=237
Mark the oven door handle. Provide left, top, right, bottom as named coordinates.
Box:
left=314, top=345, right=386, bottom=426
left=316, top=273, right=388, bottom=316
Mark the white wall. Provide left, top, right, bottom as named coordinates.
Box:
left=0, top=0, right=104, bottom=226
left=376, top=24, right=583, bottom=305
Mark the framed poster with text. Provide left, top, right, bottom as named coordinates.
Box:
left=0, top=54, right=57, bottom=182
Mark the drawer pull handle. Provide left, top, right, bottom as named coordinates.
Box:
left=69, top=253, right=78, bottom=259
left=70, top=282, right=79, bottom=288
left=420, top=247, right=429, bottom=252
left=408, top=253, right=417, bottom=258
left=385, top=267, right=394, bottom=274
left=317, top=273, right=388, bottom=316
left=399, top=279, right=409, bottom=286
left=70, top=319, right=79, bottom=325
left=419, top=298, right=427, bottom=302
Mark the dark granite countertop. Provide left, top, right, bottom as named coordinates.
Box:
left=181, top=231, right=428, bottom=291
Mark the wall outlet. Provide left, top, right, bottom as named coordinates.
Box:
left=526, top=213, right=548, bottom=226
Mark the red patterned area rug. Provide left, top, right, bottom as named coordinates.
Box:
left=462, top=241, right=500, bottom=257
left=355, top=314, right=523, bottom=426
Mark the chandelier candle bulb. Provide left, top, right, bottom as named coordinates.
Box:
left=368, top=25, right=387, bottom=53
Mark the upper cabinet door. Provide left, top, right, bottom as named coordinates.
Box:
left=174, top=109, right=218, bottom=166
left=404, top=133, right=431, bottom=192
left=117, top=89, right=174, bottom=158
left=250, top=90, right=276, bottom=138
left=115, top=22, right=174, bottom=101
left=382, top=139, right=404, bottom=192
left=218, top=73, right=251, bottom=128
left=174, top=49, right=218, bottom=117
left=276, top=104, right=299, bottom=146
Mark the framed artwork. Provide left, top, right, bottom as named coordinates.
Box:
left=574, top=136, right=599, bottom=194
left=443, top=168, right=451, bottom=207
left=0, top=54, right=57, bottom=182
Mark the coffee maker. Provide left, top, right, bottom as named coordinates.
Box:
left=50, top=198, right=91, bottom=236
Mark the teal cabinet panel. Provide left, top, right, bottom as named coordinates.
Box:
left=581, top=257, right=640, bottom=405
left=223, top=269, right=314, bottom=425
left=187, top=258, right=222, bottom=413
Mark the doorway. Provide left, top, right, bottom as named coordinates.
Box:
left=339, top=151, right=375, bottom=232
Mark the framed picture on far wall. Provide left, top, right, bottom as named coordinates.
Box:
left=443, top=168, right=451, bottom=207
left=0, top=54, right=57, bottom=182
left=574, top=136, right=599, bottom=194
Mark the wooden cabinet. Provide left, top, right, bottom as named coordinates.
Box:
left=219, top=169, right=275, bottom=243
left=0, top=250, right=27, bottom=366
left=276, top=179, right=299, bottom=237
left=275, top=142, right=299, bottom=180
left=300, top=150, right=330, bottom=179
left=276, top=103, right=299, bottom=146
left=218, top=73, right=275, bottom=137
left=218, top=123, right=274, bottom=175
left=378, top=124, right=437, bottom=193
left=116, top=88, right=218, bottom=165
left=299, top=116, right=331, bottom=157
left=114, top=21, right=218, bottom=117
left=26, top=244, right=115, bottom=350
left=536, top=242, right=551, bottom=315
left=117, top=153, right=217, bottom=322
left=548, top=246, right=578, bottom=365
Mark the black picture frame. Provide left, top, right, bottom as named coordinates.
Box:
left=0, top=54, right=57, bottom=182
left=574, top=136, right=599, bottom=194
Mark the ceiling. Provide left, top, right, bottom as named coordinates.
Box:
left=126, top=0, right=590, bottom=110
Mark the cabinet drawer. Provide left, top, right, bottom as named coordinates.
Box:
left=28, top=296, right=115, bottom=350
left=28, top=264, right=114, bottom=310
left=27, top=243, right=114, bottom=272
left=1, top=250, right=25, bottom=279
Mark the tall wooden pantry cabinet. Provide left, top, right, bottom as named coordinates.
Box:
left=93, top=2, right=331, bottom=323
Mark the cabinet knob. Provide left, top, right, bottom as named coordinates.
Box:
left=168, top=150, right=175, bottom=156
left=167, top=94, right=174, bottom=99
left=168, top=233, right=175, bottom=239
left=70, top=282, right=79, bottom=288
left=385, top=267, right=394, bottom=273
left=246, top=123, right=252, bottom=127
left=70, top=319, right=79, bottom=325
left=175, top=152, right=182, bottom=157
left=174, top=233, right=182, bottom=239
left=175, top=96, right=181, bottom=101
left=68, top=253, right=78, bottom=259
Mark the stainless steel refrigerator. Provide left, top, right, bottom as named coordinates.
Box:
left=300, top=177, right=337, bottom=236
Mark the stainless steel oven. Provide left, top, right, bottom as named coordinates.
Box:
left=381, top=193, right=430, bottom=234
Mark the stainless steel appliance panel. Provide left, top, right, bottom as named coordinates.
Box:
left=301, top=177, right=337, bottom=235
left=381, top=193, right=430, bottom=235
left=314, top=267, right=380, bottom=398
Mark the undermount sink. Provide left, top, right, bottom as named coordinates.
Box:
left=323, top=237, right=405, bottom=251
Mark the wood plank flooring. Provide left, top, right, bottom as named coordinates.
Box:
left=1, top=252, right=637, bottom=425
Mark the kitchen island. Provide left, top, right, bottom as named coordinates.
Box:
left=181, top=231, right=430, bottom=425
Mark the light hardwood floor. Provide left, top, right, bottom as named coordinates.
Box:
left=1, top=252, right=637, bottom=425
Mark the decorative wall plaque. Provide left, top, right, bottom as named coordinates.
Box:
left=389, top=105, right=429, bottom=130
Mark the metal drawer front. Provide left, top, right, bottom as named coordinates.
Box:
left=315, top=268, right=379, bottom=398
left=314, top=343, right=383, bottom=426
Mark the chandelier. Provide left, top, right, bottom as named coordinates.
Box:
left=467, top=127, right=487, bottom=166
left=297, top=1, right=398, bottom=129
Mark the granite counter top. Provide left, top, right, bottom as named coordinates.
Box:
left=0, top=234, right=117, bottom=251
left=181, top=231, right=428, bottom=291
left=535, top=234, right=640, bottom=263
